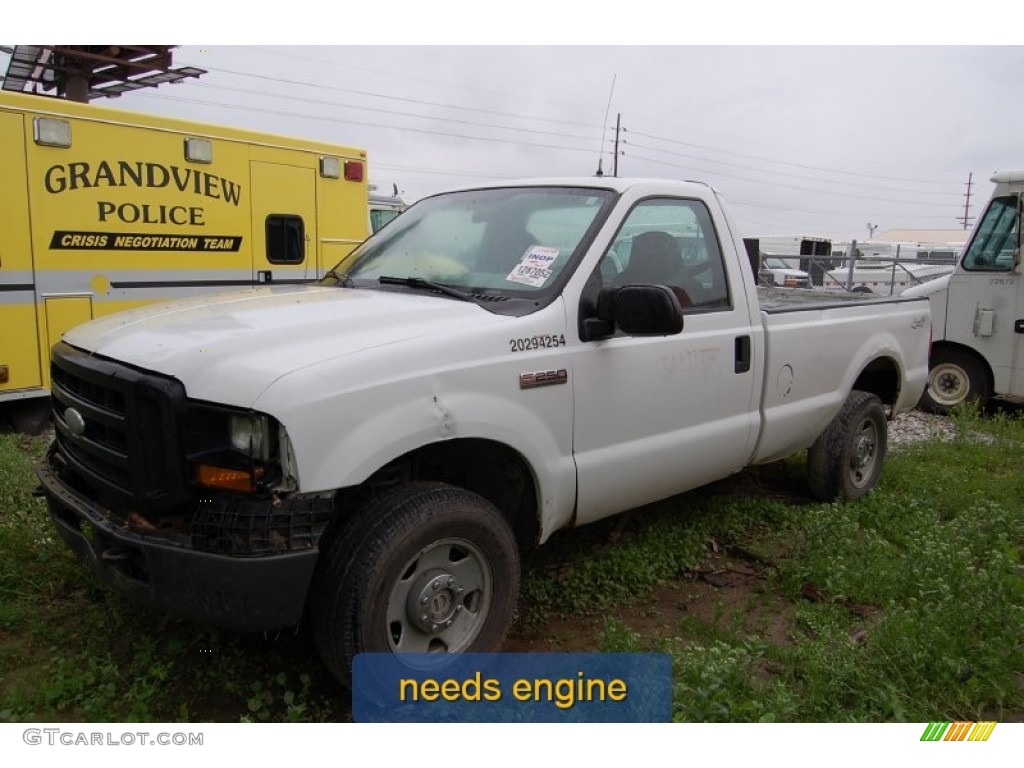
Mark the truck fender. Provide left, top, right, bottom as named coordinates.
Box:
left=278, top=389, right=578, bottom=539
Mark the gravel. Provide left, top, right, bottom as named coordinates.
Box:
left=888, top=409, right=957, bottom=446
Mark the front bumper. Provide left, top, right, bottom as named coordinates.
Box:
left=37, top=454, right=326, bottom=633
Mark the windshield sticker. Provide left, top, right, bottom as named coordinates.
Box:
left=506, top=246, right=559, bottom=288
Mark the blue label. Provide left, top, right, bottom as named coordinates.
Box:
left=352, top=652, right=672, bottom=723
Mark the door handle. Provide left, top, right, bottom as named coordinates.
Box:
left=1015, top=319, right=1024, bottom=334
left=257, top=270, right=273, bottom=284
left=735, top=335, right=751, bottom=374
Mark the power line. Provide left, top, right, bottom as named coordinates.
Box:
left=114, top=53, right=972, bottom=230
left=197, top=55, right=955, bottom=192
left=181, top=61, right=602, bottom=132
left=729, top=197, right=957, bottom=220
left=237, top=45, right=602, bottom=115
left=625, top=129, right=958, bottom=189
left=372, top=161, right=512, bottom=180
left=184, top=80, right=599, bottom=144
left=625, top=138, right=960, bottom=198
left=125, top=90, right=957, bottom=223
left=129, top=91, right=604, bottom=157
left=624, top=151, right=959, bottom=210
left=618, top=105, right=961, bottom=183
left=181, top=52, right=964, bottom=209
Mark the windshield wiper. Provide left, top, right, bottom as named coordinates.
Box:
left=378, top=276, right=480, bottom=304
left=322, top=268, right=355, bottom=287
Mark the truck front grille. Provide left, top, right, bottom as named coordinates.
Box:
left=50, top=342, right=190, bottom=513
left=192, top=496, right=333, bottom=555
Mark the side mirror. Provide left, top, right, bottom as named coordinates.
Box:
left=581, top=284, right=684, bottom=341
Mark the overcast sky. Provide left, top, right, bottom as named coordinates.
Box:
left=5, top=12, right=1022, bottom=242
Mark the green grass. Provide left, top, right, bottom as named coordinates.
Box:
left=1, top=406, right=1021, bottom=722
left=0, top=434, right=345, bottom=722
left=593, top=407, right=1024, bottom=722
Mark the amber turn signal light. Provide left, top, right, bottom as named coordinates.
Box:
left=196, top=464, right=264, bottom=493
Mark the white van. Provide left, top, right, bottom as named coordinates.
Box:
left=369, top=186, right=408, bottom=232
left=903, top=170, right=1023, bottom=412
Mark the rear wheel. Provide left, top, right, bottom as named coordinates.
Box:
left=920, top=348, right=989, bottom=414
left=311, top=482, right=520, bottom=686
left=807, top=390, right=887, bottom=501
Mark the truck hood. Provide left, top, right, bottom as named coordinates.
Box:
left=63, top=285, right=505, bottom=404
left=901, top=273, right=952, bottom=299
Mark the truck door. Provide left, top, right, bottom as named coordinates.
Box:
left=0, top=110, right=43, bottom=396
left=250, top=162, right=318, bottom=284
left=1013, top=274, right=1024, bottom=397
left=947, top=193, right=1022, bottom=397
left=1009, top=197, right=1024, bottom=397
left=570, top=197, right=760, bottom=525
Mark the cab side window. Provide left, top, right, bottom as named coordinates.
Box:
left=597, top=198, right=729, bottom=310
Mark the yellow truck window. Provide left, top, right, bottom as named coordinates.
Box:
left=266, top=215, right=305, bottom=265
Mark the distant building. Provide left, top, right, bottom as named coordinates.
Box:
left=873, top=229, right=970, bottom=245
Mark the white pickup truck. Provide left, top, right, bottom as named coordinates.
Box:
left=37, top=177, right=930, bottom=685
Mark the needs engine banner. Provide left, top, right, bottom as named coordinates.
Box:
left=352, top=652, right=672, bottom=723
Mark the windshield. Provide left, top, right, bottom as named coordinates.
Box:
left=329, top=186, right=615, bottom=302
left=962, top=194, right=1020, bottom=271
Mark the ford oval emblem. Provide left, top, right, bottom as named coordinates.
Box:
left=65, top=407, right=86, bottom=437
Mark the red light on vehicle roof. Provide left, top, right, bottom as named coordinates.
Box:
left=344, top=160, right=364, bottom=181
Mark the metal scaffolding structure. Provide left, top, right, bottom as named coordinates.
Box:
left=1, top=45, right=205, bottom=102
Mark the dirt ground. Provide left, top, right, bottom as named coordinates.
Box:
left=504, top=549, right=797, bottom=654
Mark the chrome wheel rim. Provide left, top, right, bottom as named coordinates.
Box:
left=385, top=537, right=492, bottom=653
left=849, top=417, right=880, bottom=489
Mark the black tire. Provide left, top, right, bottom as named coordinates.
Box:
left=919, top=347, right=989, bottom=415
left=807, top=390, right=887, bottom=502
left=311, top=482, right=520, bottom=687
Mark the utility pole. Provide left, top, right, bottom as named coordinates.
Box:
left=613, top=113, right=621, bottom=177
left=960, top=172, right=974, bottom=230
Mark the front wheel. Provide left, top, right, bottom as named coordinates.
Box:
left=311, top=482, right=520, bottom=686
left=807, top=390, right=888, bottom=502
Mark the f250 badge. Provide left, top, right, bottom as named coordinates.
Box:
left=520, top=369, right=568, bottom=389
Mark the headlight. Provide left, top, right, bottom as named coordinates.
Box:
left=185, top=406, right=280, bottom=493
left=230, top=413, right=271, bottom=460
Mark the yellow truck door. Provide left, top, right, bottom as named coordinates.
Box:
left=0, top=110, right=43, bottom=396
left=250, top=161, right=317, bottom=284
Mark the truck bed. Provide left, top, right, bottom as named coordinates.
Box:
left=756, top=285, right=918, bottom=312
left=751, top=287, right=931, bottom=465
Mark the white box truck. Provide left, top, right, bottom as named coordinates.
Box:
left=903, top=171, right=1023, bottom=412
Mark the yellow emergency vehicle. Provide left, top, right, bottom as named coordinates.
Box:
left=0, top=91, right=370, bottom=430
